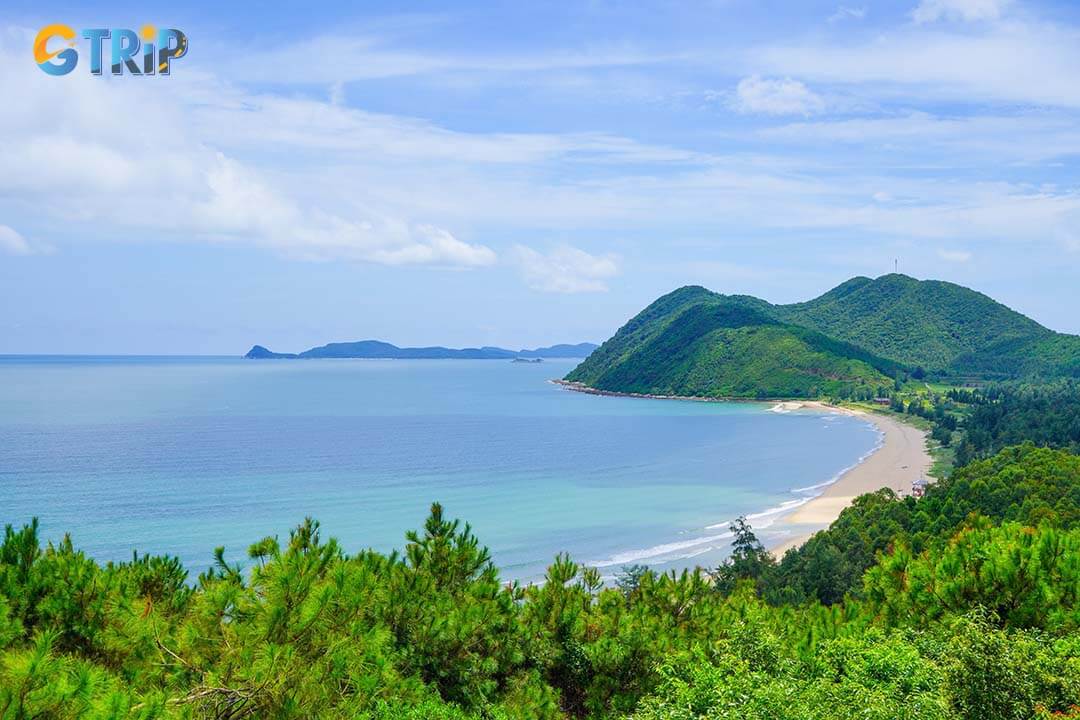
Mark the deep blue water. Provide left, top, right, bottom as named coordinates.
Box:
left=0, top=356, right=880, bottom=581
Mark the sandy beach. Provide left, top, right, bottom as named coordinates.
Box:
left=552, top=382, right=933, bottom=559
left=768, top=403, right=932, bottom=557
left=552, top=382, right=933, bottom=557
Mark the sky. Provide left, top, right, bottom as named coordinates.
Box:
left=2, top=0, right=1080, bottom=354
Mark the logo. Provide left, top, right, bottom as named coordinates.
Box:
left=34, top=24, right=188, bottom=76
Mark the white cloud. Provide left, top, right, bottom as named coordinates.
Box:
left=756, top=111, right=1080, bottom=166
left=228, top=34, right=680, bottom=84
left=0, top=225, right=35, bottom=255
left=0, top=24, right=710, bottom=273
left=329, top=81, right=345, bottom=106
left=512, top=245, right=619, bottom=293
left=937, top=248, right=973, bottom=262
left=2, top=16, right=1079, bottom=285
left=913, top=0, right=1011, bottom=23
left=0, top=29, right=510, bottom=270
left=388, top=225, right=496, bottom=267
left=733, top=76, right=825, bottom=116
left=751, top=18, right=1080, bottom=108
left=765, top=183, right=1080, bottom=247
left=182, top=85, right=701, bottom=166
left=190, top=155, right=496, bottom=266
left=829, top=6, right=866, bottom=23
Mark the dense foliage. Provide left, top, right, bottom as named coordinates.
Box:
left=948, top=382, right=1080, bottom=464
left=3, top=446, right=1079, bottom=718
left=633, top=611, right=1079, bottom=720
left=775, top=274, right=1070, bottom=377
left=566, top=291, right=896, bottom=399
left=567, top=275, right=1080, bottom=399
left=748, top=444, right=1080, bottom=607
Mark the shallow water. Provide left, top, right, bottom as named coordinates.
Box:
left=0, top=356, right=879, bottom=581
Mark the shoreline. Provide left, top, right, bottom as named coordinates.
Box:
left=765, top=402, right=931, bottom=558
left=552, top=381, right=932, bottom=559
left=551, top=379, right=772, bottom=404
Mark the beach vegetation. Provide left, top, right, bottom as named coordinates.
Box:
left=3, top=444, right=1080, bottom=718
left=754, top=444, right=1080, bottom=607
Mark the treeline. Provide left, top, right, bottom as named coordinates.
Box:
left=858, top=380, right=1080, bottom=466
left=719, top=444, right=1080, bottom=607
left=948, top=382, right=1080, bottom=464
left=2, top=446, right=1080, bottom=719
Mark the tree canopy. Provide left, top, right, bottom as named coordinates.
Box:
left=3, top=446, right=1079, bottom=719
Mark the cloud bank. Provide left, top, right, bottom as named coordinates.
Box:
left=513, top=245, right=619, bottom=293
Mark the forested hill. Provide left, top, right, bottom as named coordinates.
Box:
left=777, top=274, right=1071, bottom=377
left=567, top=275, right=1080, bottom=397
left=565, top=291, right=900, bottom=398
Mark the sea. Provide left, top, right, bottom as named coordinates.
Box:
left=0, top=356, right=881, bottom=582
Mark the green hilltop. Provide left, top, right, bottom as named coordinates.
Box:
left=567, top=274, right=1080, bottom=398
left=776, top=273, right=1078, bottom=378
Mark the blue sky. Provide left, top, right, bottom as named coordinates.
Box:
left=3, top=0, right=1080, bottom=353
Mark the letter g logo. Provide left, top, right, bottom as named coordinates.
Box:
left=34, top=24, right=78, bottom=75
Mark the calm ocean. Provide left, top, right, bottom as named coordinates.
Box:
left=0, top=356, right=879, bottom=581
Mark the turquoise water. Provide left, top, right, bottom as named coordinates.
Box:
left=0, top=356, right=880, bottom=581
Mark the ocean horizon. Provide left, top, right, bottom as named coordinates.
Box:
left=0, top=355, right=880, bottom=582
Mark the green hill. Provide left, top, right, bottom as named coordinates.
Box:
left=777, top=274, right=1078, bottom=378
left=567, top=275, right=1080, bottom=399
left=566, top=290, right=900, bottom=399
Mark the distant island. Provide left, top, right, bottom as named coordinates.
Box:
left=245, top=340, right=597, bottom=360
left=566, top=273, right=1080, bottom=399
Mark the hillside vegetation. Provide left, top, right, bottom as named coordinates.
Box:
left=2, top=444, right=1079, bottom=719
left=778, top=275, right=1044, bottom=369
left=566, top=289, right=900, bottom=398
left=567, top=275, right=1080, bottom=398
left=7, top=276, right=1080, bottom=718
left=5, top=373, right=1080, bottom=718
left=574, top=300, right=895, bottom=399
left=754, top=443, right=1080, bottom=606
